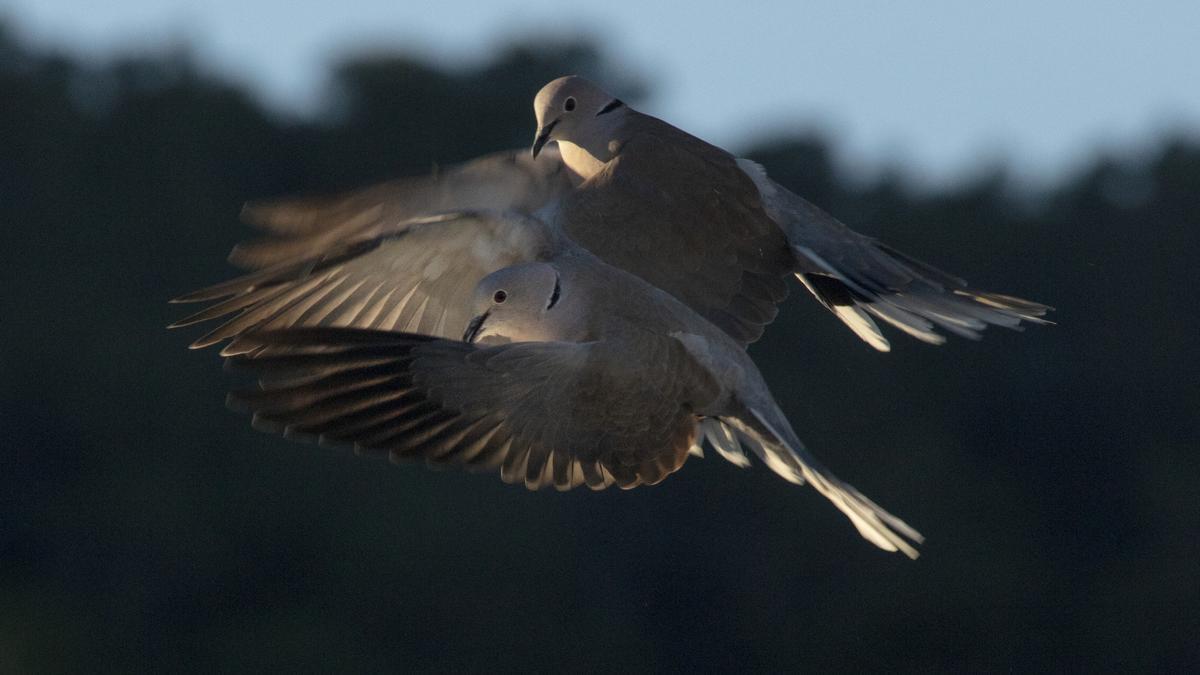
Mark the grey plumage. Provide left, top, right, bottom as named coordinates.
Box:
left=229, top=330, right=708, bottom=491
left=738, top=158, right=1052, bottom=351
left=173, top=76, right=1048, bottom=353
left=223, top=236, right=925, bottom=557
left=170, top=75, right=1056, bottom=559
left=171, top=209, right=564, bottom=354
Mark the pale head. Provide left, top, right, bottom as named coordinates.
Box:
left=463, top=263, right=567, bottom=344
left=531, top=76, right=628, bottom=174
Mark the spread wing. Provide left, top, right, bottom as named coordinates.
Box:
left=171, top=211, right=562, bottom=354
left=558, top=117, right=793, bottom=347
left=739, top=161, right=1053, bottom=351
left=229, top=147, right=572, bottom=270
left=226, top=328, right=722, bottom=491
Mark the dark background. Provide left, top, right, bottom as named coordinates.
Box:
left=2, top=19, right=1197, bottom=672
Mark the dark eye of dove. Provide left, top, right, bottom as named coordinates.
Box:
left=563, top=97, right=576, bottom=112
left=493, top=290, right=508, bottom=304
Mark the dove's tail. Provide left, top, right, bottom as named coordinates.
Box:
left=792, top=245, right=1053, bottom=353
left=720, top=406, right=924, bottom=559
left=688, top=418, right=754, bottom=467
left=734, top=157, right=1052, bottom=352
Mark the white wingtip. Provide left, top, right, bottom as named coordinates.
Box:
left=795, top=270, right=891, bottom=352
left=832, top=305, right=891, bottom=352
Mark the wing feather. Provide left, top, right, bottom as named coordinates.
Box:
left=173, top=212, right=563, bottom=347
left=738, top=159, right=1051, bottom=350
left=227, top=328, right=722, bottom=491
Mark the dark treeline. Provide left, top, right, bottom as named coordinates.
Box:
left=1, top=20, right=1196, bottom=672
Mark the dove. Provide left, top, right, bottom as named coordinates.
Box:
left=531, top=75, right=1051, bottom=351
left=174, top=75, right=1046, bottom=353
left=225, top=211, right=924, bottom=557
left=170, top=141, right=789, bottom=353
left=172, top=77, right=1049, bottom=354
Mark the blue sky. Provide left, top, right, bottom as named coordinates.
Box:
left=6, top=0, right=1199, bottom=185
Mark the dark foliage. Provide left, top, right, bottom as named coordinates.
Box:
left=1, top=20, right=1196, bottom=672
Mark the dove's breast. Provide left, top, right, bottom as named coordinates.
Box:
left=556, top=140, right=610, bottom=181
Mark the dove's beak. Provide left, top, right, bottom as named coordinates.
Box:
left=463, top=311, right=490, bottom=343
left=531, top=118, right=559, bottom=158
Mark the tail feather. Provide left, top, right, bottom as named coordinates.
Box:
left=796, top=272, right=892, bottom=351
left=795, top=239, right=1053, bottom=350
left=863, top=302, right=945, bottom=345
left=693, top=418, right=752, bottom=467
left=735, top=158, right=1051, bottom=350
left=722, top=409, right=924, bottom=559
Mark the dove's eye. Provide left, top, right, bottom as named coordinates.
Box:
left=492, top=290, right=508, bottom=304
left=563, top=97, right=576, bottom=112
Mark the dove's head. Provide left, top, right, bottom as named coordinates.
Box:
left=531, top=76, right=627, bottom=171
left=463, top=263, right=570, bottom=344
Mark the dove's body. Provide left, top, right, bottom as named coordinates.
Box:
left=472, top=253, right=752, bottom=412
left=230, top=249, right=924, bottom=557
left=532, top=76, right=1051, bottom=350
left=551, top=110, right=794, bottom=345
left=173, top=78, right=1048, bottom=354
left=171, top=74, right=1052, bottom=560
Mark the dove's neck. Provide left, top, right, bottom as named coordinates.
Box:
left=557, top=141, right=610, bottom=181
left=556, top=112, right=629, bottom=181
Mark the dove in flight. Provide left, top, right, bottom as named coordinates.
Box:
left=172, top=76, right=1049, bottom=354
left=225, top=212, right=924, bottom=557
left=530, top=75, right=1051, bottom=351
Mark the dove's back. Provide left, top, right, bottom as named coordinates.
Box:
left=557, top=110, right=794, bottom=346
